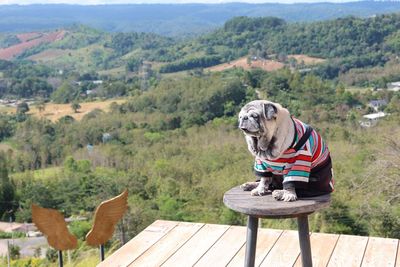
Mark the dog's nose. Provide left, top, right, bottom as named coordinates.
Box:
left=238, top=120, right=247, bottom=130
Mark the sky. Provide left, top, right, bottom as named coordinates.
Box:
left=0, top=0, right=358, bottom=5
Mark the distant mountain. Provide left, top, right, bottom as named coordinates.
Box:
left=1, top=2, right=400, bottom=36
left=1, top=12, right=397, bottom=78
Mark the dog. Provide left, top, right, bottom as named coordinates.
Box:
left=238, top=100, right=334, bottom=201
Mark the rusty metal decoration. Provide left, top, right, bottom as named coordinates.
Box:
left=31, top=204, right=78, bottom=267
left=86, top=189, right=128, bottom=260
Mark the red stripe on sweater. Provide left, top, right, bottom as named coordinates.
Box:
left=312, top=132, right=322, bottom=161
left=291, top=165, right=311, bottom=172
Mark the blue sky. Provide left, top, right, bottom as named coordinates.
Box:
left=0, top=0, right=358, bottom=4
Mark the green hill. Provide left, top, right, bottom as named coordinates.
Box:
left=12, top=13, right=399, bottom=74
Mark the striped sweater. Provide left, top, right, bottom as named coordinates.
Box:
left=254, top=118, right=331, bottom=188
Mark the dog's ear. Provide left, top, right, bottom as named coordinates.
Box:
left=263, top=103, right=277, bottom=120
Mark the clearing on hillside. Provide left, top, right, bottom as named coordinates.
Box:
left=0, top=30, right=66, bottom=60
left=287, top=54, right=325, bottom=65
left=26, top=99, right=126, bottom=122
left=206, top=54, right=325, bottom=72
left=27, top=49, right=70, bottom=62
left=207, top=57, right=285, bottom=72
left=16, top=32, right=43, bottom=42
left=0, top=143, right=13, bottom=152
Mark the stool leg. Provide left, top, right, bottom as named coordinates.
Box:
left=244, top=216, right=258, bottom=267
left=297, top=215, right=312, bottom=267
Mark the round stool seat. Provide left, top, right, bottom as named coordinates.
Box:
left=223, top=186, right=331, bottom=218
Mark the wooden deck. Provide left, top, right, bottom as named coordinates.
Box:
left=98, top=220, right=400, bottom=267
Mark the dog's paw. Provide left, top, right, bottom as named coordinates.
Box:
left=272, top=190, right=284, bottom=200
left=251, top=186, right=268, bottom=196
left=272, top=189, right=297, bottom=202
left=282, top=190, right=297, bottom=202
left=240, top=182, right=259, bottom=191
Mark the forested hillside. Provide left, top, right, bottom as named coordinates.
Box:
left=1, top=13, right=400, bottom=99
left=1, top=67, right=400, bottom=265
left=0, top=9, right=400, bottom=267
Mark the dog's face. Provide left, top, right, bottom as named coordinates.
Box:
left=238, top=105, right=262, bottom=137
left=239, top=100, right=291, bottom=160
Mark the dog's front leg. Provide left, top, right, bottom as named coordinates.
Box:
left=251, top=177, right=270, bottom=196
left=240, top=181, right=259, bottom=191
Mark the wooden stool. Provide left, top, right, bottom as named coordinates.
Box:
left=223, top=186, right=331, bottom=267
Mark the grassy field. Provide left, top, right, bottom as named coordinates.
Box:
left=28, top=44, right=115, bottom=73
left=206, top=56, right=284, bottom=72
left=28, top=48, right=71, bottom=62
left=24, top=99, right=127, bottom=122
left=206, top=54, right=325, bottom=72
left=0, top=142, right=13, bottom=152
left=0, top=104, right=14, bottom=114
left=287, top=54, right=325, bottom=65
left=345, top=86, right=373, bottom=93
left=98, top=66, right=126, bottom=77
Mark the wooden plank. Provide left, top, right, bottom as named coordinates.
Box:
left=396, top=241, right=400, bottom=267
left=227, top=228, right=283, bottom=267
left=361, top=237, right=398, bottom=267
left=194, top=225, right=247, bottom=267
left=129, top=222, right=204, bottom=267
left=161, top=223, right=230, bottom=267
left=98, top=220, right=178, bottom=267
left=327, top=234, right=369, bottom=267
left=293, top=232, right=339, bottom=267
left=260, top=230, right=301, bottom=267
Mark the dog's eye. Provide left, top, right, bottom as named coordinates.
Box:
left=251, top=114, right=259, bottom=118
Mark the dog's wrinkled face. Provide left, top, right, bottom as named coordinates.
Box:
left=238, top=105, right=263, bottom=137
left=238, top=100, right=279, bottom=159
left=238, top=101, right=277, bottom=136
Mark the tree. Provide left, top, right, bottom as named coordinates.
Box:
left=9, top=244, right=20, bottom=260
left=159, top=55, right=221, bottom=73
left=71, top=101, right=81, bottom=113
left=246, top=56, right=252, bottom=66
left=126, top=58, right=143, bottom=73
left=16, top=102, right=29, bottom=114
left=36, top=100, right=46, bottom=113
left=385, top=95, right=400, bottom=113
left=0, top=154, right=16, bottom=220
left=98, top=81, right=127, bottom=98
left=69, top=220, right=92, bottom=240
left=51, top=81, right=79, bottom=104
